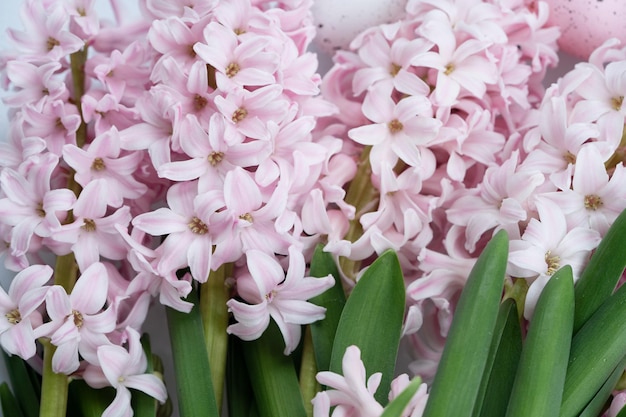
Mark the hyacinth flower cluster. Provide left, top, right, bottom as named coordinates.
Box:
left=3, top=0, right=626, bottom=417
left=317, top=0, right=626, bottom=394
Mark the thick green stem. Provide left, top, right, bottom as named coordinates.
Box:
left=39, top=341, right=68, bottom=417
left=340, top=146, right=379, bottom=280
left=200, top=263, right=232, bottom=413
left=38, top=45, right=88, bottom=417
left=299, top=326, right=320, bottom=417
left=70, top=47, right=88, bottom=149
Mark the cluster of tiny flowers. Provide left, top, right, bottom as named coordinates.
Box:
left=315, top=0, right=625, bottom=389
left=0, top=0, right=343, bottom=413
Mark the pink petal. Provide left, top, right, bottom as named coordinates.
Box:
left=102, top=386, right=133, bottom=417
left=51, top=340, right=80, bottom=374
left=124, top=374, right=167, bottom=403
left=71, top=262, right=108, bottom=313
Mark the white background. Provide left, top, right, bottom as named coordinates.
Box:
left=0, top=2, right=579, bottom=417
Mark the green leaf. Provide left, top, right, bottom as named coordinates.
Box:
left=241, top=321, right=307, bottom=417
left=574, top=208, right=626, bottom=333
left=505, top=266, right=574, bottom=417
left=2, top=351, right=39, bottom=417
left=166, top=288, right=219, bottom=417
left=422, top=230, right=509, bottom=417
left=309, top=244, right=346, bottom=373
left=577, top=354, right=626, bottom=417
left=472, top=298, right=522, bottom=417
left=380, top=377, right=423, bottom=417
left=560, top=280, right=626, bottom=417
left=0, top=382, right=25, bottom=417
left=617, top=404, right=626, bottom=417
left=67, top=380, right=115, bottom=417
left=329, top=250, right=405, bottom=405
left=227, top=335, right=256, bottom=417
left=132, top=334, right=160, bottom=417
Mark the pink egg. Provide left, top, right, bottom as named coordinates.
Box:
left=544, top=0, right=626, bottom=59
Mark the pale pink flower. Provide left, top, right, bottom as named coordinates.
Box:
left=7, top=0, right=84, bottom=63
left=150, top=59, right=217, bottom=120
left=607, top=392, right=626, bottom=417
left=88, top=41, right=152, bottom=102
left=53, top=179, right=131, bottom=271
left=82, top=327, right=167, bottom=417
left=312, top=345, right=384, bottom=417
left=214, top=84, right=290, bottom=141
left=3, top=61, right=67, bottom=108
left=63, top=128, right=147, bottom=208
left=226, top=246, right=334, bottom=354
left=40, top=262, right=117, bottom=374
left=81, top=91, right=137, bottom=137
left=157, top=114, right=268, bottom=192
left=352, top=31, right=431, bottom=96
left=571, top=61, right=626, bottom=151
left=521, top=95, right=600, bottom=190
left=0, top=153, right=76, bottom=257
left=118, top=89, right=182, bottom=169
left=0, top=264, right=52, bottom=359
left=508, top=199, right=601, bottom=318
left=348, top=86, right=441, bottom=173
left=194, top=21, right=278, bottom=92
left=388, top=374, right=428, bottom=417
left=148, top=16, right=207, bottom=73
left=411, top=10, right=497, bottom=105
left=446, top=152, right=544, bottom=252
left=541, top=144, right=626, bottom=236
left=21, top=99, right=81, bottom=155
left=132, top=181, right=221, bottom=282
left=141, top=0, right=217, bottom=21
left=211, top=167, right=290, bottom=268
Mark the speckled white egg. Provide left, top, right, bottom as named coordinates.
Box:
left=311, top=0, right=408, bottom=54
left=545, top=0, right=626, bottom=59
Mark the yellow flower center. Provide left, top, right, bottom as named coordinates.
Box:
left=91, top=157, right=106, bottom=171
left=81, top=218, right=97, bottom=232
left=232, top=108, right=248, bottom=123
left=5, top=309, right=21, bottom=325
left=584, top=194, right=603, bottom=211
left=388, top=119, right=404, bottom=133
left=188, top=216, right=208, bottom=235
left=208, top=151, right=224, bottom=166
left=545, top=250, right=560, bottom=276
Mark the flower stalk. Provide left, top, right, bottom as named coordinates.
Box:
left=200, top=262, right=233, bottom=413
left=340, top=146, right=378, bottom=279
left=39, top=340, right=68, bottom=417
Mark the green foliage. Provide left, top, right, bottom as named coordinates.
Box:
left=422, top=230, right=509, bottom=417
left=329, top=250, right=406, bottom=405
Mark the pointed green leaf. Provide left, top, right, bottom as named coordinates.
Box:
left=241, top=321, right=307, bottom=417
left=617, top=404, right=626, bottom=417
left=329, top=250, right=405, bottom=405
left=422, top=230, right=509, bottom=417
left=472, top=298, right=522, bottom=417
left=2, top=351, right=39, bottom=417
left=166, top=288, right=219, bottom=417
left=0, top=382, right=25, bottom=417
left=309, top=245, right=346, bottom=373
left=505, top=266, right=574, bottom=417
left=561, top=281, right=626, bottom=417
left=227, top=335, right=256, bottom=417
left=574, top=208, right=626, bottom=332
left=578, top=354, right=626, bottom=417
left=131, top=334, right=160, bottom=417
left=67, top=380, right=115, bottom=417
left=380, top=377, right=423, bottom=417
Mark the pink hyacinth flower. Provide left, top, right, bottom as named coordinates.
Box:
left=82, top=327, right=167, bottom=417
left=226, top=246, right=334, bottom=354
